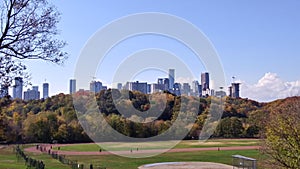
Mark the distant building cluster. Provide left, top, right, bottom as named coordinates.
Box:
left=0, top=77, right=49, bottom=101
left=0, top=69, right=241, bottom=100
left=119, top=70, right=212, bottom=97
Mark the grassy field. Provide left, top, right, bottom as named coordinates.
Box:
left=66, top=149, right=261, bottom=169
left=0, top=146, right=69, bottom=169
left=0, top=146, right=26, bottom=169
left=0, top=139, right=262, bottom=169
left=54, top=139, right=259, bottom=152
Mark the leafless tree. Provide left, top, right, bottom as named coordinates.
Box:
left=0, top=0, right=67, bottom=94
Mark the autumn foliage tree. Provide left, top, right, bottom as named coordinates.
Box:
left=0, top=0, right=67, bottom=93
left=261, top=97, right=300, bottom=169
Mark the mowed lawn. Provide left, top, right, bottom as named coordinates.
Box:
left=0, top=140, right=262, bottom=169
left=66, top=149, right=261, bottom=169
left=0, top=146, right=26, bottom=169
left=53, top=139, right=259, bottom=152
left=0, top=146, right=69, bottom=169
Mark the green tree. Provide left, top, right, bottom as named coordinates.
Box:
left=215, top=117, right=244, bottom=138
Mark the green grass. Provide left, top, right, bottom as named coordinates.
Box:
left=0, top=146, right=26, bottom=169
left=66, top=149, right=261, bottom=169
left=54, top=139, right=259, bottom=152
left=0, top=146, right=69, bottom=169
left=27, top=153, right=70, bottom=169
left=0, top=140, right=262, bottom=169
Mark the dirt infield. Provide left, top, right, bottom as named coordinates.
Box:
left=138, top=162, right=232, bottom=169
left=24, top=144, right=259, bottom=156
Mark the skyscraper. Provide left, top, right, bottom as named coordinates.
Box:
left=13, top=77, right=23, bottom=99
left=70, top=79, right=76, bottom=94
left=43, top=83, right=49, bottom=99
left=90, top=81, right=102, bottom=93
left=201, top=72, right=210, bottom=91
left=229, top=83, right=240, bottom=99
left=169, top=69, right=175, bottom=90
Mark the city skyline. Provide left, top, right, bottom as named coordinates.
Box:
left=21, top=1, right=300, bottom=102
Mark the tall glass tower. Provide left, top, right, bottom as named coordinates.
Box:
left=43, top=83, right=49, bottom=99
left=201, top=72, right=210, bottom=91
left=70, top=79, right=76, bottom=94
left=169, top=69, right=175, bottom=90
left=12, top=77, right=23, bottom=99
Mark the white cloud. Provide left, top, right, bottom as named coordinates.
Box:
left=241, top=73, right=300, bottom=102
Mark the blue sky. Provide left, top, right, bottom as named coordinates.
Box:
left=22, top=0, right=300, bottom=102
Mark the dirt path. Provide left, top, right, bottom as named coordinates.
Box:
left=24, top=144, right=259, bottom=156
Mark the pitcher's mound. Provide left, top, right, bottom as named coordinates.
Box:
left=138, top=162, right=232, bottom=169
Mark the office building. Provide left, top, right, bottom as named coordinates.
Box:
left=0, top=85, right=8, bottom=98
left=125, top=81, right=147, bottom=94
left=173, top=83, right=181, bottom=96
left=229, top=83, right=240, bottom=98
left=150, top=83, right=160, bottom=93
left=191, top=80, right=202, bottom=96
left=90, top=81, right=102, bottom=93
left=43, top=83, right=49, bottom=99
left=169, top=69, right=175, bottom=90
left=228, top=86, right=233, bottom=98
left=182, top=83, right=191, bottom=95
left=13, top=77, right=23, bottom=99
left=201, top=72, right=210, bottom=96
left=147, top=84, right=151, bottom=94
left=157, top=78, right=169, bottom=91
left=117, top=83, right=122, bottom=90
left=69, top=79, right=76, bottom=94
left=201, top=72, right=210, bottom=91
left=24, top=86, right=40, bottom=101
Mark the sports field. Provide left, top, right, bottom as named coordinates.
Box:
left=52, top=139, right=259, bottom=152
left=0, top=139, right=262, bottom=169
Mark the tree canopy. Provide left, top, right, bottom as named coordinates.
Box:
left=0, top=90, right=268, bottom=143
left=261, top=97, right=300, bottom=169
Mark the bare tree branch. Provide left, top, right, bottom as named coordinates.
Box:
left=0, top=0, right=67, bottom=92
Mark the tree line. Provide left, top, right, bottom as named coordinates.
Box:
left=0, top=89, right=270, bottom=143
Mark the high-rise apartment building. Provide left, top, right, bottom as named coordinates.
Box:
left=43, top=83, right=49, bottom=99
left=169, top=69, right=175, bottom=90
left=70, top=79, right=76, bottom=94
left=13, top=77, right=23, bottom=99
